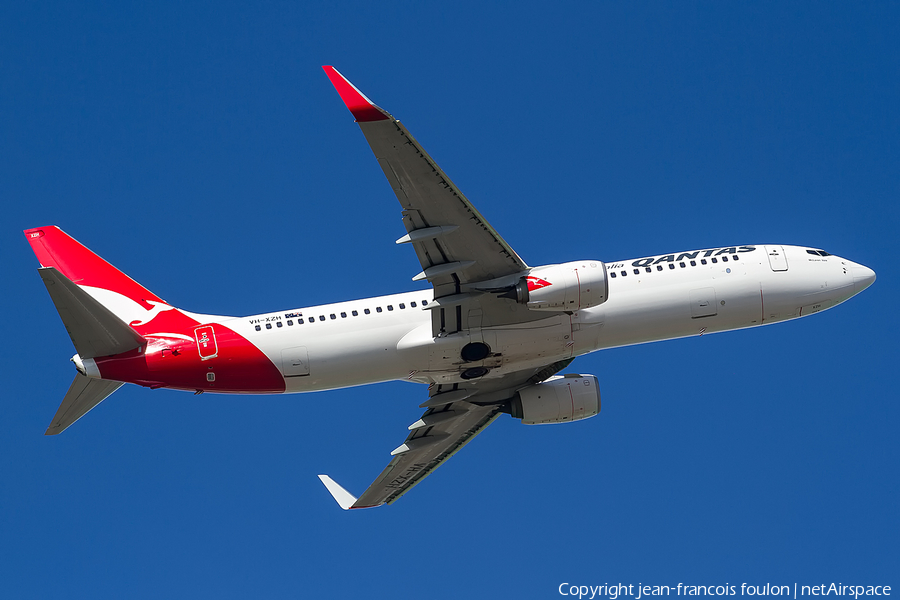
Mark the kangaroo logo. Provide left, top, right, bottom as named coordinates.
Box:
left=81, top=286, right=178, bottom=328
left=526, top=276, right=553, bottom=292
left=130, top=300, right=177, bottom=327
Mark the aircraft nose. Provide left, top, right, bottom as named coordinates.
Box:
left=852, top=263, right=876, bottom=292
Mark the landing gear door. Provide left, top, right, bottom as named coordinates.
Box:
left=765, top=245, right=789, bottom=272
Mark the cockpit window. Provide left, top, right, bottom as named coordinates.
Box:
left=806, top=249, right=831, bottom=257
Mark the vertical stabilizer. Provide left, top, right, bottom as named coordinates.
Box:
left=24, top=226, right=186, bottom=335
left=25, top=227, right=166, bottom=306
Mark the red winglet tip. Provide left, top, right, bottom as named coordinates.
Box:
left=322, top=66, right=390, bottom=122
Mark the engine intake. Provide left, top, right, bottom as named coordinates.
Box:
left=509, top=374, right=601, bottom=425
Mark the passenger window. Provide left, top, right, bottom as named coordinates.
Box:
left=669, top=264, right=675, bottom=270
left=364, top=308, right=371, bottom=315
left=255, top=325, right=261, bottom=331
left=701, top=259, right=707, bottom=265
left=287, top=320, right=293, bottom=326
left=330, top=314, right=336, bottom=320
left=399, top=303, right=405, bottom=309
left=411, top=301, right=417, bottom=307
left=633, top=268, right=640, bottom=275
left=341, top=312, right=346, bottom=318
left=319, top=315, right=325, bottom=321
left=376, top=307, right=382, bottom=313
left=657, top=265, right=663, bottom=271
left=299, top=318, right=304, bottom=324
left=711, top=258, right=718, bottom=263
left=277, top=321, right=283, bottom=328
left=722, top=256, right=728, bottom=262
left=387, top=305, right=393, bottom=311
left=645, top=267, right=652, bottom=273
left=422, top=300, right=428, bottom=306
left=690, top=260, right=696, bottom=266
left=733, top=255, right=739, bottom=261
left=266, top=323, right=272, bottom=330
left=352, top=310, right=358, bottom=316
left=611, top=272, right=617, bottom=278
left=679, top=262, right=685, bottom=268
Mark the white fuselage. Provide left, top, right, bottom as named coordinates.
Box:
left=204, top=244, right=873, bottom=394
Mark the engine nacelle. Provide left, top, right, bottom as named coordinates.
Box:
left=523, top=261, right=608, bottom=311
left=510, top=374, right=601, bottom=425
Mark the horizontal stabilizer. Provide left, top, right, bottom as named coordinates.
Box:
left=38, top=267, right=145, bottom=359
left=46, top=374, right=123, bottom=435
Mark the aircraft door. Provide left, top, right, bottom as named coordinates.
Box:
left=690, top=288, right=718, bottom=318
left=281, top=346, right=310, bottom=377
left=765, top=245, right=789, bottom=271
left=194, top=325, right=218, bottom=360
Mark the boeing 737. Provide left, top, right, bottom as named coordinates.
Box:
left=26, top=66, right=876, bottom=509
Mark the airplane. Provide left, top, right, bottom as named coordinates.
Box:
left=25, top=66, right=876, bottom=510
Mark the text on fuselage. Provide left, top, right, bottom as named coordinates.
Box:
left=609, top=246, right=757, bottom=270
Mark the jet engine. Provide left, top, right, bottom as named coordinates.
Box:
left=508, top=374, right=600, bottom=425
left=501, top=261, right=608, bottom=311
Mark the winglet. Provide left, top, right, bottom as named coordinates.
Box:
left=322, top=66, right=392, bottom=122
left=317, top=475, right=359, bottom=510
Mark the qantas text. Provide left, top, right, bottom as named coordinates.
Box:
left=607, top=246, right=758, bottom=270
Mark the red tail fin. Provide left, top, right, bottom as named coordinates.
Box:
left=24, top=226, right=165, bottom=308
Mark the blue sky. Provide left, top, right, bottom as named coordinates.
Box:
left=2, top=2, right=897, bottom=598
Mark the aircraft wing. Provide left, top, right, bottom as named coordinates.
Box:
left=319, top=68, right=572, bottom=508
left=323, top=66, right=529, bottom=295
left=320, top=403, right=501, bottom=509
left=319, top=361, right=571, bottom=509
